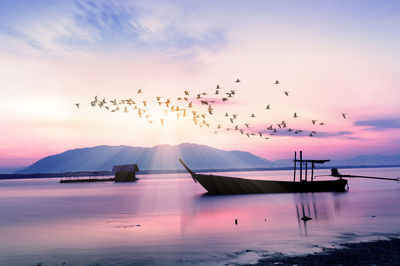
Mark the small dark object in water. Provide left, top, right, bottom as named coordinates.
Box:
left=372, top=215, right=376, bottom=218
left=301, top=216, right=312, bottom=221
left=235, top=219, right=238, bottom=225
left=136, top=224, right=141, bottom=227
left=264, top=218, right=267, bottom=221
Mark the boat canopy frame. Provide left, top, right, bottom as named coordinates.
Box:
left=293, top=151, right=330, bottom=182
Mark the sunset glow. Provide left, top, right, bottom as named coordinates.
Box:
left=1, top=0, right=400, bottom=167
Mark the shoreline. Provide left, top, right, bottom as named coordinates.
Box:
left=250, top=237, right=400, bottom=266
left=1, top=164, right=400, bottom=180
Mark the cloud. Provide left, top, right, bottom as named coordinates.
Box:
left=0, top=0, right=227, bottom=59
left=354, top=118, right=400, bottom=130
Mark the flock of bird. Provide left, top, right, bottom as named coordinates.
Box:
left=75, top=79, right=348, bottom=141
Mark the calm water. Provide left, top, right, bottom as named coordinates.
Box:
left=0, top=168, right=399, bottom=265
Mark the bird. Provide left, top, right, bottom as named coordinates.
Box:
left=143, top=101, right=147, bottom=107
left=75, top=103, right=80, bottom=108
left=232, top=114, right=238, bottom=119
left=250, top=114, right=255, bottom=118
left=244, top=123, right=250, bottom=128
left=216, top=84, right=220, bottom=89
left=274, top=80, right=280, bottom=85
left=293, top=112, right=298, bottom=118
left=235, top=219, right=238, bottom=225
left=258, top=132, right=262, bottom=137
left=235, top=79, right=241, bottom=83
left=265, top=104, right=271, bottom=110
left=215, top=90, right=220, bottom=95
left=184, top=91, right=189, bottom=96
left=320, top=122, right=325, bottom=125
left=234, top=125, right=239, bottom=130
left=284, top=91, right=289, bottom=96
left=225, top=112, right=229, bottom=117
left=342, top=113, right=347, bottom=119
left=137, top=89, right=142, bottom=94
left=160, top=119, right=165, bottom=126
left=312, top=120, right=316, bottom=125
left=230, top=118, right=234, bottom=123
left=156, top=96, right=161, bottom=101
left=222, top=98, right=228, bottom=102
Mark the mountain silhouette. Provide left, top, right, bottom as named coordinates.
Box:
left=16, top=143, right=273, bottom=174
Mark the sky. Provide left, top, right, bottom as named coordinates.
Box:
left=1, top=0, right=400, bottom=168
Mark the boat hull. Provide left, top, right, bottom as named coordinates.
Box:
left=194, top=173, right=348, bottom=194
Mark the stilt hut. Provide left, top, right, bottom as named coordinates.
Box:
left=112, top=164, right=139, bottom=182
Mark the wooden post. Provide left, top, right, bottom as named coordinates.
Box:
left=311, top=163, right=315, bottom=182
left=305, top=162, right=308, bottom=181
left=293, top=151, right=297, bottom=182
left=300, top=151, right=303, bottom=182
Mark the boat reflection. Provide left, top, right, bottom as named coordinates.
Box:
left=182, top=192, right=348, bottom=238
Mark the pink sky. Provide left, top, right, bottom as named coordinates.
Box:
left=1, top=1, right=400, bottom=167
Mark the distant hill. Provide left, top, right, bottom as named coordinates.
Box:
left=332, top=153, right=400, bottom=167
left=16, top=143, right=273, bottom=174
left=14, top=143, right=400, bottom=174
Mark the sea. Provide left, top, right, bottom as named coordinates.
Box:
left=0, top=167, right=399, bottom=265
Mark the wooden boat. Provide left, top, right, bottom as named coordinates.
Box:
left=178, top=151, right=348, bottom=195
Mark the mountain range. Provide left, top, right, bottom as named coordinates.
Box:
left=9, top=143, right=400, bottom=174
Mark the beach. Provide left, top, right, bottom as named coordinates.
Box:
left=252, top=237, right=400, bottom=266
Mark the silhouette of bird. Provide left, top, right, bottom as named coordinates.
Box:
left=235, top=79, right=241, bottom=83
left=217, top=124, right=222, bottom=129
left=240, top=129, right=244, bottom=135
left=312, top=120, right=316, bottom=125
left=222, top=98, right=228, bottom=102
left=250, top=114, right=255, bottom=118
left=143, top=101, right=147, bottom=107
left=320, top=122, right=325, bottom=125
left=232, top=114, right=238, bottom=119
left=284, top=91, right=289, bottom=96
left=225, top=112, right=229, bottom=117
left=184, top=91, right=189, bottom=96
left=75, top=103, right=80, bottom=108
left=188, top=102, right=193, bottom=108
left=215, top=90, right=220, bottom=95
left=265, top=104, right=271, bottom=110
left=216, top=84, right=220, bottom=89
left=274, top=80, right=280, bottom=85
left=230, top=118, right=234, bottom=123
left=293, top=112, right=298, bottom=118
left=234, top=125, right=239, bottom=130
left=342, top=113, right=347, bottom=119
left=156, top=96, right=161, bottom=101
left=244, top=123, right=250, bottom=128
left=160, top=119, right=165, bottom=126
left=258, top=132, right=262, bottom=137
left=137, top=89, right=142, bottom=94
left=246, top=133, right=250, bottom=137
left=235, top=219, right=238, bottom=225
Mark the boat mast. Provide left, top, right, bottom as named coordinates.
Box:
left=299, top=151, right=303, bottom=182
left=293, top=151, right=297, bottom=182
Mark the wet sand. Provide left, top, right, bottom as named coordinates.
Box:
left=252, top=237, right=400, bottom=266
